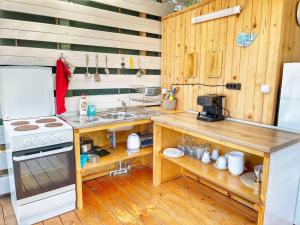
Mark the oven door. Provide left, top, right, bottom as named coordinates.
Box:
left=12, top=142, right=75, bottom=200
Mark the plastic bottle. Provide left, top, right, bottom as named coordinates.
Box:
left=79, top=93, right=87, bottom=116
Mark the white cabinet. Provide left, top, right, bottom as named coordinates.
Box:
left=278, top=63, right=300, bottom=131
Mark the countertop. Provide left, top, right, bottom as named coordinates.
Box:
left=61, top=106, right=181, bottom=129
left=151, top=112, right=300, bottom=153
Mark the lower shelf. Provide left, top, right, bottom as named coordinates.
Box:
left=81, top=143, right=152, bottom=175
left=160, top=152, right=260, bottom=204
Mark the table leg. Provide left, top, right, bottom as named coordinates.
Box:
left=153, top=125, right=162, bottom=186
left=74, top=130, right=83, bottom=209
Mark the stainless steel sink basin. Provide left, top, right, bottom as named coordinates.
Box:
left=99, top=112, right=137, bottom=120
left=60, top=107, right=161, bottom=129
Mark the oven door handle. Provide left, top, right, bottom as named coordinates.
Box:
left=12, top=146, right=73, bottom=162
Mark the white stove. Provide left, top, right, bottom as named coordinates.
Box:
left=0, top=66, right=76, bottom=225
left=5, top=116, right=73, bottom=152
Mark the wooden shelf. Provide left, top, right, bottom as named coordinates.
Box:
left=160, top=153, right=260, bottom=204
left=81, top=143, right=152, bottom=175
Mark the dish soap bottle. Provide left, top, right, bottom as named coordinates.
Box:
left=79, top=93, right=87, bottom=116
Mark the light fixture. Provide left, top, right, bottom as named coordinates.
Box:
left=192, top=6, right=241, bottom=24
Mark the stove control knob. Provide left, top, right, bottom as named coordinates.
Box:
left=42, top=136, right=48, bottom=144
left=24, top=139, right=31, bottom=146
left=52, top=135, right=59, bottom=141
left=31, top=137, right=38, bottom=145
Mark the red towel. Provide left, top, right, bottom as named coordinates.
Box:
left=56, top=59, right=71, bottom=114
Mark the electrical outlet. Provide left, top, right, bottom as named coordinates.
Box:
left=261, top=84, right=271, bottom=94
left=226, top=83, right=241, bottom=90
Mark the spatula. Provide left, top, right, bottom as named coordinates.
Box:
left=94, top=54, right=101, bottom=82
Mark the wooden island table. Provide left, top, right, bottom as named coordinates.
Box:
left=152, top=112, right=300, bottom=225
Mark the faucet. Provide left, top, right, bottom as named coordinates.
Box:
left=121, top=100, right=127, bottom=113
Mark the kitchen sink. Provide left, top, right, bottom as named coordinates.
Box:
left=60, top=108, right=160, bottom=128
left=99, top=112, right=137, bottom=120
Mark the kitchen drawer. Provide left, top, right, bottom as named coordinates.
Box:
left=18, top=190, right=75, bottom=220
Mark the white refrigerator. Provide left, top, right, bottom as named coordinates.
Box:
left=278, top=63, right=300, bottom=225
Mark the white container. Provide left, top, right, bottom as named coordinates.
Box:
left=79, top=93, right=87, bottom=116
left=201, top=151, right=211, bottom=164
left=228, top=151, right=244, bottom=176
left=211, top=148, right=219, bottom=161
left=127, top=133, right=140, bottom=154
left=215, top=156, right=227, bottom=170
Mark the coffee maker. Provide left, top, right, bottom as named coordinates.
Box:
left=197, top=95, right=225, bottom=122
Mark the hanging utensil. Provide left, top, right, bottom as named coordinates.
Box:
left=104, top=55, right=110, bottom=75
left=136, top=57, right=145, bottom=78
left=94, top=54, right=101, bottom=82
left=85, top=54, right=91, bottom=78
left=129, top=56, right=134, bottom=69
left=121, top=56, right=125, bottom=74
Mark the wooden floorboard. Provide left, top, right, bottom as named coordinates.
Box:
left=1, top=167, right=256, bottom=225
left=59, top=211, right=82, bottom=225
left=0, top=194, right=17, bottom=225
left=74, top=205, right=102, bottom=225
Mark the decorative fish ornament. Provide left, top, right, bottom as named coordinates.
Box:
left=237, top=32, right=257, bottom=48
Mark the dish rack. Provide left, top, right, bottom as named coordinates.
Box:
left=128, top=85, right=161, bottom=108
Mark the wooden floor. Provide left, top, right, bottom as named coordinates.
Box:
left=0, top=167, right=256, bottom=225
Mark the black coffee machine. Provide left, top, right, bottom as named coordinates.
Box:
left=197, top=95, right=225, bottom=122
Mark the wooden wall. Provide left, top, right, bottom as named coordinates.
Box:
left=161, top=0, right=300, bottom=125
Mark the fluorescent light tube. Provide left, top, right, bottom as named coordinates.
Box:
left=192, top=6, right=241, bottom=24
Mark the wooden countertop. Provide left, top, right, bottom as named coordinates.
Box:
left=152, top=112, right=300, bottom=153
left=147, top=106, right=183, bottom=114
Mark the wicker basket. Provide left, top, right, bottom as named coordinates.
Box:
left=162, top=100, right=177, bottom=110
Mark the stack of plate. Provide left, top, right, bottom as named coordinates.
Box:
left=163, top=148, right=184, bottom=158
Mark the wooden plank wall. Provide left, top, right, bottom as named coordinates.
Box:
left=0, top=0, right=173, bottom=144
left=161, top=0, right=300, bottom=125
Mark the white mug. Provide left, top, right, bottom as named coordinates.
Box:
left=227, top=151, right=244, bottom=176
left=215, top=156, right=227, bottom=170
left=201, top=151, right=211, bottom=164
left=211, top=148, right=219, bottom=161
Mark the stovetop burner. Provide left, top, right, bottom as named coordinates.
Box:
left=36, top=118, right=57, bottom=123
left=11, top=121, right=30, bottom=126
left=45, top=123, right=63, bottom=128
left=14, top=125, right=39, bottom=131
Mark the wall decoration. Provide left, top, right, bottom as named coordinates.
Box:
left=237, top=32, right=257, bottom=48
left=184, top=52, right=198, bottom=78
left=205, top=50, right=223, bottom=78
